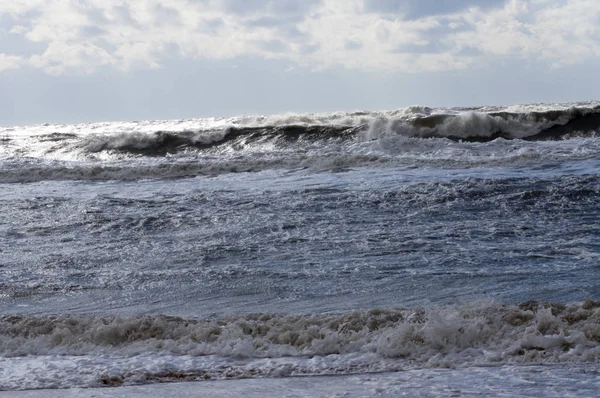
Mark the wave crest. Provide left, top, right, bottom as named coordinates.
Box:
left=3, top=300, right=600, bottom=364
left=81, top=107, right=600, bottom=157
left=81, top=125, right=360, bottom=156
left=366, top=107, right=600, bottom=141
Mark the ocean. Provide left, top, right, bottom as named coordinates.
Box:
left=1, top=102, right=600, bottom=396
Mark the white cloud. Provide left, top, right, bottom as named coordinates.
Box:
left=0, top=0, right=598, bottom=75
left=453, top=0, right=600, bottom=66
left=0, top=53, right=22, bottom=72
left=28, top=41, right=115, bottom=75
left=8, top=25, right=27, bottom=35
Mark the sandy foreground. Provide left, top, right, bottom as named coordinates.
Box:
left=2, top=367, right=600, bottom=398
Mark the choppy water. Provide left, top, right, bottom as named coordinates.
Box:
left=1, top=102, right=600, bottom=394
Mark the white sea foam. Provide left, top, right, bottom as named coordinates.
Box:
left=1, top=135, right=599, bottom=183
left=1, top=301, right=600, bottom=389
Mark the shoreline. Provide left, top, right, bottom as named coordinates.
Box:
left=4, top=365, right=600, bottom=398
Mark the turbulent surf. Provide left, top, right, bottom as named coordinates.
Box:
left=2, top=301, right=600, bottom=390
left=1, top=102, right=600, bottom=183
left=1, top=101, right=600, bottom=393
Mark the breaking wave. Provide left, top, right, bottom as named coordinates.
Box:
left=366, top=107, right=600, bottom=142
left=81, top=125, right=360, bottom=156
left=2, top=103, right=600, bottom=182
left=1, top=105, right=599, bottom=157
left=0, top=300, right=600, bottom=390
left=2, top=299, right=600, bottom=389
left=77, top=106, right=600, bottom=156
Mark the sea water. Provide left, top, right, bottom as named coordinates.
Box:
left=1, top=102, right=600, bottom=395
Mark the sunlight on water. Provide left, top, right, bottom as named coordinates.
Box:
left=1, top=103, right=600, bottom=392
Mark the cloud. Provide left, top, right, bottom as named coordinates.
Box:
left=345, top=39, right=363, bottom=50
left=452, top=0, right=600, bottom=66
left=222, top=0, right=320, bottom=16
left=363, top=0, right=506, bottom=19
left=0, top=53, right=22, bottom=72
left=28, top=41, right=115, bottom=75
left=258, top=39, right=288, bottom=53
left=0, top=0, right=598, bottom=75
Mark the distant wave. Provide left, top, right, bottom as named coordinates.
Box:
left=81, top=125, right=362, bottom=156
left=1, top=106, right=598, bottom=160
left=366, top=106, right=600, bottom=142
left=77, top=106, right=600, bottom=156
left=1, top=300, right=600, bottom=388
left=2, top=104, right=600, bottom=182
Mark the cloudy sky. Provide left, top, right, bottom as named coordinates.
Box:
left=1, top=0, right=599, bottom=125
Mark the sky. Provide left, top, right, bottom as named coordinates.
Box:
left=1, top=0, right=599, bottom=125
